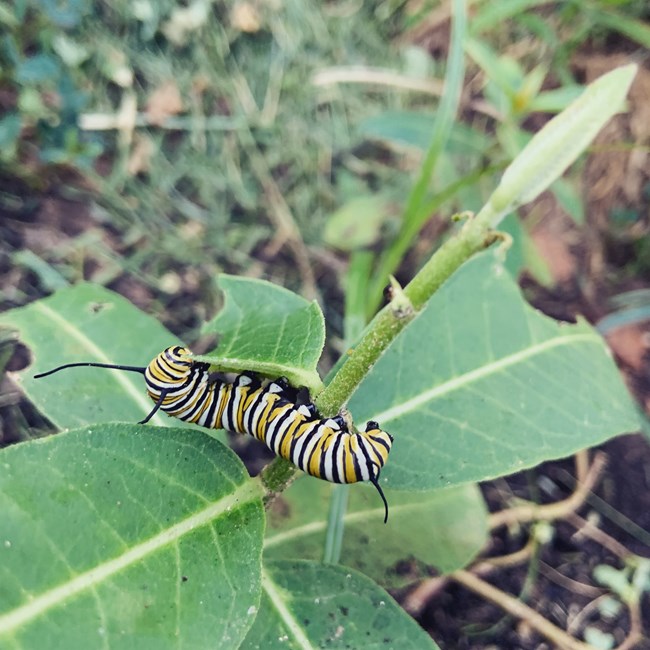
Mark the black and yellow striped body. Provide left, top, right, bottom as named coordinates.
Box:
left=144, top=346, right=393, bottom=485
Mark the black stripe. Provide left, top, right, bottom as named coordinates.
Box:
left=243, top=387, right=268, bottom=435
left=248, top=382, right=282, bottom=444
left=349, top=437, right=364, bottom=482
left=225, top=381, right=240, bottom=432
left=164, top=368, right=205, bottom=414
left=330, top=433, right=343, bottom=483
left=249, top=393, right=275, bottom=441
left=295, top=422, right=322, bottom=472
left=215, top=384, right=231, bottom=429
left=185, top=380, right=213, bottom=422
left=266, top=407, right=295, bottom=454
left=318, top=434, right=329, bottom=481
left=357, top=436, right=376, bottom=480
left=288, top=409, right=315, bottom=458
left=201, top=384, right=220, bottom=428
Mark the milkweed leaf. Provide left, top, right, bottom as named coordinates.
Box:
left=199, top=275, right=325, bottom=393
left=265, top=476, right=488, bottom=586
left=240, top=560, right=440, bottom=650
left=0, top=424, right=264, bottom=649
left=0, top=283, right=179, bottom=429
left=349, top=250, right=640, bottom=490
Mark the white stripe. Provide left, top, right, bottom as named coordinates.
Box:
left=194, top=380, right=210, bottom=427
left=228, top=380, right=245, bottom=432
left=351, top=437, right=370, bottom=481
left=213, top=382, right=230, bottom=429
left=288, top=424, right=309, bottom=463
left=335, top=437, right=347, bottom=483
left=245, top=391, right=267, bottom=437
left=265, top=407, right=293, bottom=453
left=289, top=421, right=319, bottom=469
left=321, top=446, right=334, bottom=482
left=299, top=425, right=325, bottom=475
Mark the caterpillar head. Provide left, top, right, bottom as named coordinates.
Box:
left=162, top=345, right=193, bottom=367
left=144, top=346, right=195, bottom=389
left=156, top=345, right=195, bottom=370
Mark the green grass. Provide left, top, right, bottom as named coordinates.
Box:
left=1, top=0, right=648, bottom=331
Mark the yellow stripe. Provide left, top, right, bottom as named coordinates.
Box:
left=278, top=414, right=307, bottom=461
left=256, top=397, right=284, bottom=443
left=240, top=387, right=264, bottom=435
left=307, top=430, right=331, bottom=478
left=214, top=384, right=231, bottom=429
left=344, top=437, right=357, bottom=482
left=235, top=387, right=250, bottom=433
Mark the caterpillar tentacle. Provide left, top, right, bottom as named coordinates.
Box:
left=33, top=362, right=146, bottom=378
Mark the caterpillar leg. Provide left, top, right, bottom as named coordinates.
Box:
left=294, top=387, right=312, bottom=407
left=207, top=371, right=229, bottom=385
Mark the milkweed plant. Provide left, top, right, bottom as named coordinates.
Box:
left=0, top=37, right=640, bottom=650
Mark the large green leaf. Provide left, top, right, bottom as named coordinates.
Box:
left=199, top=275, right=325, bottom=394
left=240, top=560, right=439, bottom=650
left=0, top=424, right=264, bottom=649
left=0, top=283, right=179, bottom=429
left=349, top=250, right=640, bottom=490
left=265, top=476, right=488, bottom=587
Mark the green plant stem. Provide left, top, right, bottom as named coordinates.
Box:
left=315, top=216, right=497, bottom=417
left=259, top=456, right=298, bottom=502
left=261, top=211, right=497, bottom=495
left=366, top=0, right=468, bottom=316
left=322, top=484, right=350, bottom=564
left=322, top=253, right=374, bottom=564
left=261, top=61, right=638, bottom=499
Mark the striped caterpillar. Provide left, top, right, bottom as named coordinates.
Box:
left=35, top=346, right=394, bottom=521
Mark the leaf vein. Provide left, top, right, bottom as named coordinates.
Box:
left=367, top=333, right=601, bottom=425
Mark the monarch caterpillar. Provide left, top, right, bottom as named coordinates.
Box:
left=35, top=346, right=394, bottom=522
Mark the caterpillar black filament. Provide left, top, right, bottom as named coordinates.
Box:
left=35, top=345, right=394, bottom=522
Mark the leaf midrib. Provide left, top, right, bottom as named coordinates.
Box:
left=367, top=331, right=601, bottom=425
left=0, top=481, right=260, bottom=636
left=194, top=355, right=323, bottom=394
left=262, top=567, right=316, bottom=650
